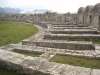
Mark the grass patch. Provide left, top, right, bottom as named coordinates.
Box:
left=49, top=54, right=100, bottom=69
left=92, top=40, right=100, bottom=44
left=13, top=50, right=41, bottom=57
left=0, top=67, right=23, bottom=75
left=0, top=22, right=38, bottom=47
left=0, top=67, right=47, bottom=75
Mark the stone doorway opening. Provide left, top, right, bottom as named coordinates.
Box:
left=99, top=15, right=100, bottom=25
left=90, top=15, right=92, bottom=24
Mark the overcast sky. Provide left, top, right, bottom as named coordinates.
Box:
left=0, top=0, right=100, bottom=13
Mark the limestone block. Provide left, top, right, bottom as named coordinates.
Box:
left=96, top=55, right=100, bottom=59
left=91, top=69, right=100, bottom=75
left=51, top=64, right=91, bottom=75
left=37, top=60, right=60, bottom=74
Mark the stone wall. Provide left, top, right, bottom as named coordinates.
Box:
left=84, top=5, right=93, bottom=26
left=77, top=7, right=85, bottom=25
left=1, top=49, right=97, bottom=75
left=0, top=12, right=77, bottom=24
left=77, top=3, right=100, bottom=30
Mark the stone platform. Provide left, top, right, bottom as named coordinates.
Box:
left=49, top=30, right=97, bottom=34
left=43, top=34, right=100, bottom=40
left=22, top=40, right=95, bottom=50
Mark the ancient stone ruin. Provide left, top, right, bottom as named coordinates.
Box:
left=0, top=3, right=100, bottom=75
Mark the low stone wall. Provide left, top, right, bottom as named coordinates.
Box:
left=0, top=49, right=95, bottom=75
left=52, top=24, right=76, bottom=26
left=22, top=40, right=95, bottom=50
left=51, top=22, right=70, bottom=25
left=49, top=30, right=97, bottom=34
left=32, top=21, right=48, bottom=29
left=0, top=50, right=48, bottom=75
left=44, top=34, right=100, bottom=41
left=53, top=27, right=91, bottom=29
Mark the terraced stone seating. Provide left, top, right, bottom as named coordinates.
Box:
left=20, top=22, right=97, bottom=51
left=53, top=25, right=76, bottom=27
left=43, top=34, right=100, bottom=41
left=1, top=22, right=100, bottom=75
left=49, top=30, right=98, bottom=34
left=0, top=49, right=94, bottom=75
left=53, top=26, right=92, bottom=29
left=52, top=23, right=91, bottom=29
left=51, top=22, right=70, bottom=25
left=44, top=23, right=100, bottom=41
left=22, top=40, right=95, bottom=50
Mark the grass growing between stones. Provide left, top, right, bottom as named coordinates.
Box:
left=49, top=54, right=100, bottom=69
left=66, top=40, right=100, bottom=44
left=0, top=67, right=23, bottom=75
left=0, top=22, right=38, bottom=47
left=13, top=50, right=41, bottom=57
left=92, top=40, right=100, bottom=44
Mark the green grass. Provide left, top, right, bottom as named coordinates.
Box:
left=0, top=67, right=47, bottom=75
left=66, top=40, right=100, bottom=44
left=49, top=54, right=100, bottom=69
left=13, top=50, right=41, bottom=57
left=0, top=67, right=23, bottom=75
left=0, top=22, right=38, bottom=47
left=92, top=40, right=100, bottom=44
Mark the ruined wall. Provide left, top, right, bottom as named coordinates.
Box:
left=91, top=3, right=100, bottom=29
left=77, top=7, right=85, bottom=25
left=91, top=14, right=99, bottom=28
left=0, top=11, right=76, bottom=24
left=84, top=5, right=93, bottom=26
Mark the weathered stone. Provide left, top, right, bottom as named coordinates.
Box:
left=37, top=60, right=60, bottom=73
left=51, top=64, right=91, bottom=75
left=22, top=40, right=95, bottom=50
left=91, top=69, right=100, bottom=75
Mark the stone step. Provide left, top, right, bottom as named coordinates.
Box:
left=52, top=25, right=88, bottom=27
left=22, top=40, right=95, bottom=50
left=53, top=27, right=91, bottom=29
left=43, top=34, right=100, bottom=41
left=52, top=22, right=70, bottom=25
left=49, top=30, right=97, bottom=34
left=11, top=44, right=100, bottom=60
left=53, top=25, right=76, bottom=27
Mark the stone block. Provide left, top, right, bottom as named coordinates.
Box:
left=91, top=69, right=100, bottom=75
left=37, top=60, right=60, bottom=74
left=51, top=64, right=91, bottom=75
